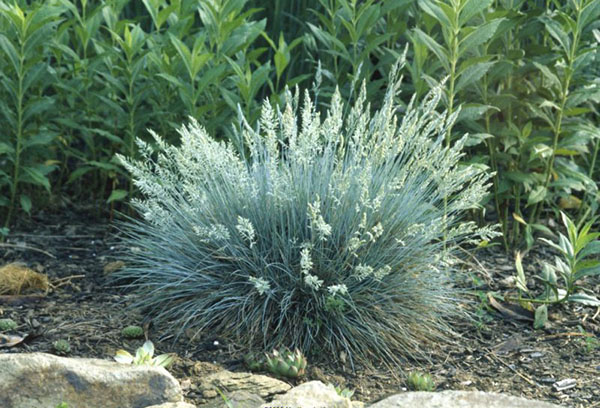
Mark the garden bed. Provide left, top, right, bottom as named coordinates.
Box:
left=0, top=208, right=598, bottom=408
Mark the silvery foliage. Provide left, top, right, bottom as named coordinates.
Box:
left=117, top=59, right=497, bottom=367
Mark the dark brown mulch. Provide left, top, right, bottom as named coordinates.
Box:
left=1, top=208, right=599, bottom=408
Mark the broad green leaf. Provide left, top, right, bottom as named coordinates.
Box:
left=580, top=1, right=600, bottom=29
left=533, top=305, right=547, bottom=329
left=573, top=264, right=600, bottom=280
left=457, top=103, right=496, bottom=121
left=515, top=251, right=528, bottom=293
left=575, top=232, right=600, bottom=254
left=464, top=133, right=493, bottom=147
left=20, top=194, right=32, bottom=214
left=455, top=61, right=494, bottom=92
left=530, top=223, right=553, bottom=236
left=568, top=293, right=600, bottom=306
left=20, top=167, right=51, bottom=191
left=532, top=61, right=561, bottom=89
left=0, top=35, right=20, bottom=73
left=412, top=29, right=450, bottom=71
left=543, top=18, right=570, bottom=56
left=578, top=241, right=600, bottom=260
left=107, top=189, right=127, bottom=204
left=0, top=142, right=15, bottom=155
left=526, top=185, right=547, bottom=206
left=141, top=0, right=159, bottom=30
left=418, top=0, right=453, bottom=29
left=560, top=211, right=577, bottom=247
left=539, top=237, right=566, bottom=255
left=458, top=19, right=503, bottom=58
left=23, top=132, right=56, bottom=150
left=169, top=34, right=193, bottom=80
left=459, top=0, right=493, bottom=26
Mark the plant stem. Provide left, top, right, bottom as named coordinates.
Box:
left=5, top=43, right=25, bottom=229
left=532, top=4, right=581, bottom=224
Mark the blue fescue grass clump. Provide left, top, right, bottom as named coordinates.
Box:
left=116, top=60, right=496, bottom=368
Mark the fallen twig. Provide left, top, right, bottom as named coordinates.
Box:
left=0, top=243, right=56, bottom=258
left=51, top=274, right=86, bottom=289
left=485, top=348, right=536, bottom=386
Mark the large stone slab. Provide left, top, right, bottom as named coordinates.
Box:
left=0, top=352, right=183, bottom=408
left=261, top=381, right=353, bottom=408
left=368, top=390, right=561, bottom=408
left=199, top=371, right=290, bottom=400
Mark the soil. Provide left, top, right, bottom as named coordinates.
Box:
left=1, top=208, right=599, bottom=408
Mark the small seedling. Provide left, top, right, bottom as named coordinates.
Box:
left=0, top=318, right=17, bottom=332
left=264, top=348, right=307, bottom=378
left=407, top=372, right=435, bottom=391
left=121, top=325, right=144, bottom=339
left=512, top=212, right=600, bottom=328
left=329, top=383, right=355, bottom=399
left=114, top=340, right=175, bottom=368
left=55, top=403, right=68, bottom=408
left=578, top=326, right=600, bottom=354
left=53, top=339, right=71, bottom=355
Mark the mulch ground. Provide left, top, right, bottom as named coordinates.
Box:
left=1, top=208, right=599, bottom=407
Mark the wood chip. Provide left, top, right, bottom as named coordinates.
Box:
left=553, top=378, right=577, bottom=391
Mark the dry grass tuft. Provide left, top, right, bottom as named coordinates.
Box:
left=0, top=263, right=49, bottom=295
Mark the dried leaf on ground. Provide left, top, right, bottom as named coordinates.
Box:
left=0, top=333, right=26, bottom=348
left=487, top=293, right=534, bottom=322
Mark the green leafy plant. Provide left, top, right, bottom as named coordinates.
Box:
left=113, top=340, right=175, bottom=367
left=513, top=211, right=600, bottom=328
left=528, top=0, right=600, bottom=225
left=264, top=348, right=308, bottom=379
left=406, top=371, right=435, bottom=391
left=0, top=318, right=17, bottom=332
left=329, top=383, right=355, bottom=399
left=577, top=326, right=600, bottom=354
left=0, top=1, right=63, bottom=227
left=52, top=339, right=71, bottom=355
left=412, top=0, right=504, bottom=148
left=55, top=403, right=69, bottom=408
left=115, top=57, right=495, bottom=368
left=121, top=325, right=144, bottom=339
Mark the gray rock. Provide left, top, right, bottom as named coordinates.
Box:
left=199, top=371, right=290, bottom=400
left=201, top=390, right=265, bottom=408
left=0, top=352, right=183, bottom=408
left=146, top=404, right=196, bottom=408
left=368, top=390, right=561, bottom=408
left=261, top=381, right=352, bottom=408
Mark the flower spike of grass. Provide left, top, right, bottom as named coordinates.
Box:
left=115, top=56, right=496, bottom=369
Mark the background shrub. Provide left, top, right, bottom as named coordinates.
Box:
left=0, top=0, right=598, bottom=246
left=116, top=63, right=497, bottom=367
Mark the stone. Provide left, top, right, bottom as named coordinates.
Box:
left=201, top=390, right=265, bottom=408
left=198, top=371, right=290, bottom=400
left=261, top=381, right=352, bottom=408
left=146, top=404, right=196, bottom=408
left=0, top=352, right=183, bottom=408
left=368, top=391, right=561, bottom=408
